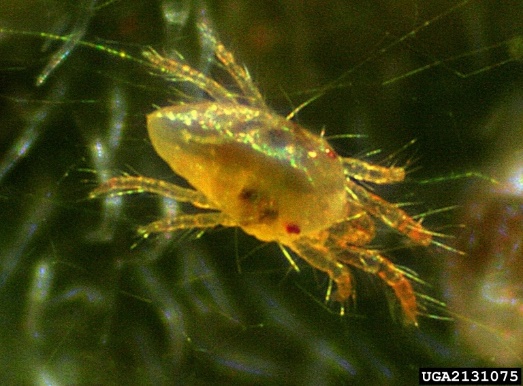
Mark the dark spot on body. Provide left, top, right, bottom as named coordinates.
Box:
left=267, top=129, right=290, bottom=148
left=259, top=208, right=279, bottom=221
left=239, top=188, right=258, bottom=201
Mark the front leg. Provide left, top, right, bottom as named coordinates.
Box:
left=90, top=176, right=235, bottom=239
left=90, top=176, right=216, bottom=209
left=138, top=212, right=237, bottom=239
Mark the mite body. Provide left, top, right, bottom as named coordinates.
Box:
left=147, top=101, right=346, bottom=242
left=92, top=22, right=434, bottom=325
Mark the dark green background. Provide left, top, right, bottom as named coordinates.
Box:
left=0, top=0, right=521, bottom=384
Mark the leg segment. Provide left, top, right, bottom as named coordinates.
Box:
left=89, top=176, right=216, bottom=209
left=335, top=245, right=418, bottom=325
left=346, top=179, right=432, bottom=246
left=138, top=212, right=236, bottom=239
left=196, top=22, right=267, bottom=109
left=142, top=49, right=236, bottom=104
left=290, top=238, right=354, bottom=303
left=343, top=158, right=405, bottom=184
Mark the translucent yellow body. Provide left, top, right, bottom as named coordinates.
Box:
left=147, top=102, right=346, bottom=243
left=91, top=22, right=435, bottom=325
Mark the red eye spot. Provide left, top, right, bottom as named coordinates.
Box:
left=325, top=147, right=337, bottom=159
left=285, top=223, right=301, bottom=234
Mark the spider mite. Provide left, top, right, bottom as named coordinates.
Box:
left=88, top=21, right=439, bottom=326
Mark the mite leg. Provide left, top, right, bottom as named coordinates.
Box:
left=346, top=179, right=433, bottom=246
left=89, top=176, right=216, bottom=209
left=289, top=238, right=354, bottom=303
left=138, top=212, right=236, bottom=239
left=336, top=245, right=418, bottom=326
left=196, top=22, right=267, bottom=110
left=142, top=49, right=236, bottom=104
left=343, top=158, right=405, bottom=184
